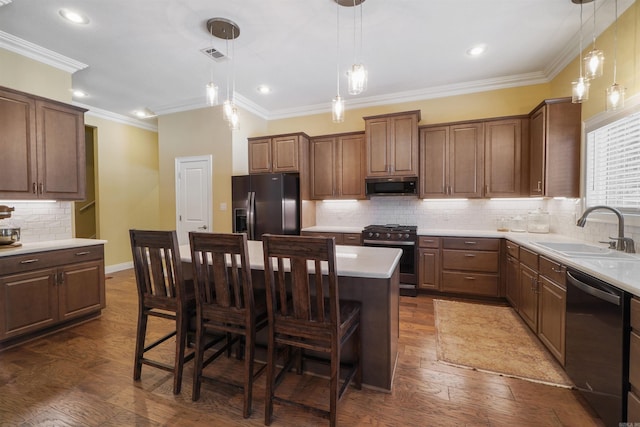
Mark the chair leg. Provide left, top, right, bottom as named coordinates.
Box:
left=133, top=307, right=148, bottom=381
left=264, top=333, right=275, bottom=425
left=173, top=309, right=188, bottom=394
left=355, top=322, right=362, bottom=390
left=192, top=322, right=205, bottom=401
left=243, top=329, right=255, bottom=418
left=330, top=343, right=339, bottom=427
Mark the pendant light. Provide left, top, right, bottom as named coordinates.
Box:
left=583, top=0, right=604, bottom=80
left=205, top=23, right=219, bottom=107
left=606, top=0, right=625, bottom=111
left=207, top=17, right=240, bottom=130
left=332, top=1, right=345, bottom=123
left=347, top=0, right=367, bottom=95
left=571, top=0, right=590, bottom=103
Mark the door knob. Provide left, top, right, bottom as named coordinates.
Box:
left=198, top=225, right=208, bottom=230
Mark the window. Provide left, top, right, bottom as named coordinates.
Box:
left=585, top=109, right=640, bottom=212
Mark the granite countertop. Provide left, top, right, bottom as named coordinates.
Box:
left=180, top=239, right=402, bottom=280
left=0, top=238, right=108, bottom=257
left=419, top=229, right=640, bottom=297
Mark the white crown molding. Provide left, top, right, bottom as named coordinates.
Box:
left=266, top=71, right=551, bottom=121
left=151, top=91, right=270, bottom=120
left=74, top=102, right=158, bottom=132
left=0, top=30, right=87, bottom=73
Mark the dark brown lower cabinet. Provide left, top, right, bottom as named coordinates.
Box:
left=629, top=298, right=640, bottom=423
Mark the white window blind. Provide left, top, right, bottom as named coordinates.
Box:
left=586, top=110, right=640, bottom=212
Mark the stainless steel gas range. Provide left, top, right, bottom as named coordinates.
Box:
left=362, top=224, right=417, bottom=296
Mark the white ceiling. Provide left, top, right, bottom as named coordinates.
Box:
left=0, top=0, right=635, bottom=122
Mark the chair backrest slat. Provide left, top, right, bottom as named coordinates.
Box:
left=262, top=234, right=339, bottom=328
left=189, top=232, right=253, bottom=313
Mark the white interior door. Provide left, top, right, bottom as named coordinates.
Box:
left=175, top=155, right=212, bottom=245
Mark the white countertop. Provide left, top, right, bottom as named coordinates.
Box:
left=419, top=229, right=640, bottom=297
left=0, top=238, right=107, bottom=257
left=180, top=239, right=402, bottom=280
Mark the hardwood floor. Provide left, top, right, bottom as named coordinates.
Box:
left=0, top=269, right=603, bottom=426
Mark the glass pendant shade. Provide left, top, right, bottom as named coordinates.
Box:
left=206, top=82, right=219, bottom=106
left=606, top=83, right=625, bottom=111
left=223, top=99, right=234, bottom=122
left=332, top=95, right=345, bottom=123
left=572, top=77, right=590, bottom=103
left=584, top=49, right=604, bottom=80
left=229, top=107, right=240, bottom=130
left=347, top=63, right=367, bottom=95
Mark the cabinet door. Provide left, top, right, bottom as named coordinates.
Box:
left=337, top=134, right=365, bottom=199
left=36, top=101, right=86, bottom=200
left=419, top=126, right=448, bottom=198
left=390, top=114, right=419, bottom=176
left=272, top=135, right=299, bottom=172
left=59, top=260, right=105, bottom=322
left=485, top=119, right=522, bottom=197
left=310, top=137, right=336, bottom=199
left=418, top=248, right=439, bottom=290
left=505, top=255, right=520, bottom=308
left=519, top=263, right=538, bottom=331
left=365, top=118, right=390, bottom=177
left=529, top=106, right=545, bottom=195
left=0, top=89, right=37, bottom=199
left=248, top=138, right=272, bottom=173
left=537, top=275, right=566, bottom=365
left=449, top=123, right=484, bottom=197
left=0, top=268, right=58, bottom=340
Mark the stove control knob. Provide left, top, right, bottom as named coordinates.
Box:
left=375, top=232, right=380, bottom=238
left=386, top=233, right=391, bottom=239
left=368, top=232, right=373, bottom=238
left=404, top=233, right=409, bottom=239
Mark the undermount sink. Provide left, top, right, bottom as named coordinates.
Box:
left=529, top=241, right=637, bottom=260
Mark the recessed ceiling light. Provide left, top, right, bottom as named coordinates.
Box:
left=72, top=89, right=87, bottom=98
left=133, top=109, right=156, bottom=119
left=257, top=85, right=271, bottom=94
left=59, top=9, right=90, bottom=25
left=466, top=44, right=487, bottom=57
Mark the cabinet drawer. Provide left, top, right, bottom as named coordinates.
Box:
left=443, top=237, right=499, bottom=251
left=520, top=247, right=539, bottom=270
left=301, top=232, right=344, bottom=245
left=632, top=297, right=640, bottom=331
left=418, top=236, right=440, bottom=248
left=342, top=233, right=362, bottom=246
left=442, top=250, right=498, bottom=272
left=629, top=391, right=640, bottom=423
left=0, top=245, right=104, bottom=276
left=539, top=256, right=565, bottom=288
left=631, top=331, right=640, bottom=388
left=441, top=272, right=499, bottom=297
left=505, top=240, right=519, bottom=259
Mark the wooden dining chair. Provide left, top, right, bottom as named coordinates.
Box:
left=189, top=231, right=268, bottom=418
left=262, top=234, right=362, bottom=427
left=129, top=229, right=195, bottom=394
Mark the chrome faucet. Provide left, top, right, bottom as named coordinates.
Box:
left=576, top=205, right=635, bottom=253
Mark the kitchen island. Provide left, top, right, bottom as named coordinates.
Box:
left=180, top=240, right=402, bottom=391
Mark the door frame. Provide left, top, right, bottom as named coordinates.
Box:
left=175, top=155, right=213, bottom=243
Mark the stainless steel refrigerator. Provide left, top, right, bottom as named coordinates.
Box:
left=232, top=173, right=300, bottom=240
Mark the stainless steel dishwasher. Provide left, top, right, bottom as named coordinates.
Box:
left=566, top=268, right=631, bottom=427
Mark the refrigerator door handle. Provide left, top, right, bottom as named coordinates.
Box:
left=247, top=191, right=256, bottom=240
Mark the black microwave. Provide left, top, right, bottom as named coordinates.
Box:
left=365, top=177, right=418, bottom=197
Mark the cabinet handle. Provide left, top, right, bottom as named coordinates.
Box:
left=39, top=183, right=44, bottom=194
left=464, top=276, right=476, bottom=280
left=484, top=184, right=489, bottom=194
left=464, top=241, right=477, bottom=245
left=20, top=258, right=39, bottom=264
left=75, top=251, right=91, bottom=256
left=32, top=182, right=37, bottom=194
left=552, top=267, right=563, bottom=273
left=424, top=240, right=435, bottom=243
left=464, top=254, right=476, bottom=257
left=536, top=181, right=542, bottom=192
left=57, top=272, right=64, bottom=286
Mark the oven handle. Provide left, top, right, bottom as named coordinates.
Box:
left=363, top=239, right=415, bottom=246
left=566, top=271, right=620, bottom=306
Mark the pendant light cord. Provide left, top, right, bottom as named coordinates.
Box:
left=336, top=0, right=340, bottom=95
left=591, top=0, right=597, bottom=48
left=613, top=0, right=618, bottom=83
left=579, top=2, right=584, bottom=78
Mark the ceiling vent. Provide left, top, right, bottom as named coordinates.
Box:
left=201, top=47, right=227, bottom=62
left=0, top=0, right=13, bottom=6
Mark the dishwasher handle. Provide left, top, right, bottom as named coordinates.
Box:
left=566, top=270, right=621, bottom=306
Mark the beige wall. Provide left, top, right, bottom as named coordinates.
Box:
left=84, top=115, right=160, bottom=267
left=0, top=49, right=71, bottom=102
left=157, top=106, right=267, bottom=234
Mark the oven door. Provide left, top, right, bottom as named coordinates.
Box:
left=361, top=239, right=416, bottom=285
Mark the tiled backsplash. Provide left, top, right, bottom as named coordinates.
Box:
left=0, top=201, right=73, bottom=242
left=316, top=197, right=640, bottom=252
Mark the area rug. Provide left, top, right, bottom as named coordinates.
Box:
left=433, top=299, right=573, bottom=387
